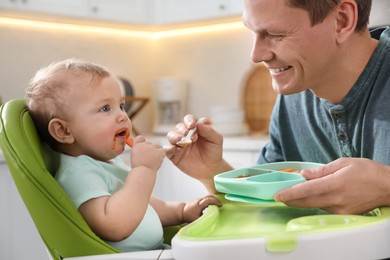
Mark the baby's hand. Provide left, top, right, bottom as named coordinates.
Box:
left=130, top=135, right=165, bottom=172
left=182, top=195, right=222, bottom=223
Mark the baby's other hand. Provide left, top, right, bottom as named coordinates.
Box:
left=182, top=195, right=222, bottom=223
left=130, top=135, right=165, bottom=172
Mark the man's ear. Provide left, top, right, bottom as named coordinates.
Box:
left=48, top=118, right=74, bottom=144
left=335, top=0, right=358, bottom=44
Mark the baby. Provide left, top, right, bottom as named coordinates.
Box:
left=25, top=58, right=220, bottom=252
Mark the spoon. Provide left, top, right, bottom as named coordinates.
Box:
left=176, top=117, right=207, bottom=147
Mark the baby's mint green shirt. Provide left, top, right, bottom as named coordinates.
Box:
left=55, top=154, right=164, bottom=252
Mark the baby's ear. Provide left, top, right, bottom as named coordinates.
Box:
left=48, top=118, right=74, bottom=144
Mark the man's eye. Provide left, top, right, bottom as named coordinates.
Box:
left=267, top=32, right=285, bottom=39
left=100, top=105, right=110, bottom=112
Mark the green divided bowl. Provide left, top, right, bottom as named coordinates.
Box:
left=214, top=161, right=324, bottom=201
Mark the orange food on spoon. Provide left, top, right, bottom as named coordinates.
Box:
left=125, top=134, right=133, bottom=147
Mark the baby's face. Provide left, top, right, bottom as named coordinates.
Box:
left=64, top=74, right=132, bottom=161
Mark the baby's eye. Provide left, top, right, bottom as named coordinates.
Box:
left=100, top=105, right=110, bottom=112
left=120, top=103, right=126, bottom=111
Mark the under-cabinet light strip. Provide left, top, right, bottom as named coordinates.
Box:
left=0, top=17, right=244, bottom=39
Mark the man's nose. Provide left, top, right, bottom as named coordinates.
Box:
left=251, top=36, right=274, bottom=63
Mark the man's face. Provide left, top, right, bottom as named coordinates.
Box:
left=243, top=0, right=338, bottom=96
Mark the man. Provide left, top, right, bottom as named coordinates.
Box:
left=164, top=0, right=390, bottom=215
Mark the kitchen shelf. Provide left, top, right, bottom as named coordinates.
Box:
left=0, top=0, right=243, bottom=30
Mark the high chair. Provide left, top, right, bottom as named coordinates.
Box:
left=0, top=99, right=176, bottom=260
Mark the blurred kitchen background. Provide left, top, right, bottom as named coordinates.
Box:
left=0, top=0, right=255, bottom=136
left=1, top=0, right=390, bottom=136
left=1, top=1, right=390, bottom=259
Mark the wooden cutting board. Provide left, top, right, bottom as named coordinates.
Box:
left=242, top=64, right=277, bottom=133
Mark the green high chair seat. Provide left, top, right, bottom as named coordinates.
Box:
left=0, top=99, right=178, bottom=260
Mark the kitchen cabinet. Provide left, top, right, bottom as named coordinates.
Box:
left=0, top=152, right=49, bottom=260
left=86, top=0, right=152, bottom=24
left=0, top=0, right=88, bottom=17
left=134, top=148, right=258, bottom=202
left=154, top=0, right=243, bottom=24
left=0, top=0, right=243, bottom=26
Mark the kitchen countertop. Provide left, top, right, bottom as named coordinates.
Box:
left=221, top=134, right=269, bottom=151
left=0, top=134, right=270, bottom=163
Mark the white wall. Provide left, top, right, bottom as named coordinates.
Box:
left=0, top=21, right=253, bottom=134
left=153, top=28, right=253, bottom=117
left=370, top=0, right=390, bottom=27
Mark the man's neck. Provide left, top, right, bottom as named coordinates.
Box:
left=312, top=30, right=379, bottom=104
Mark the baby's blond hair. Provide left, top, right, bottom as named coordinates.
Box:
left=26, top=58, right=111, bottom=149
